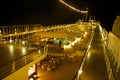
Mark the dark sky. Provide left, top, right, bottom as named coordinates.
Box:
left=0, top=0, right=120, bottom=31
left=88, top=0, right=120, bottom=31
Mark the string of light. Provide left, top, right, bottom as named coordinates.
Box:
left=59, top=0, right=88, bottom=13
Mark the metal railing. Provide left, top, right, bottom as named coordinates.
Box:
left=102, top=28, right=120, bottom=80
left=105, top=47, right=120, bottom=80
left=73, top=31, right=94, bottom=80
left=0, top=51, right=46, bottom=80
left=104, top=45, right=115, bottom=80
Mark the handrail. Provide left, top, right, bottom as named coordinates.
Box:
left=104, top=44, right=115, bottom=80
left=0, top=50, right=45, bottom=80
left=102, top=29, right=115, bottom=80
left=0, top=24, right=72, bottom=38
left=73, top=31, right=94, bottom=80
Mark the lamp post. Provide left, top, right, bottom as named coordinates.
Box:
left=85, top=8, right=88, bottom=22
left=86, top=8, right=88, bottom=22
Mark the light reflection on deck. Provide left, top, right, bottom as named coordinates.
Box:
left=0, top=44, right=37, bottom=66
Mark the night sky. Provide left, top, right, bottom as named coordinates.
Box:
left=0, top=0, right=120, bottom=31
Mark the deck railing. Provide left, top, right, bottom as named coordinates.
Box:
left=0, top=50, right=46, bottom=80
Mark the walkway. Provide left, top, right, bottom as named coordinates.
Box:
left=78, top=28, right=108, bottom=80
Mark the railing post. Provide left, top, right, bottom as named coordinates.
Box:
left=12, top=61, right=15, bottom=72
left=25, top=56, right=27, bottom=65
